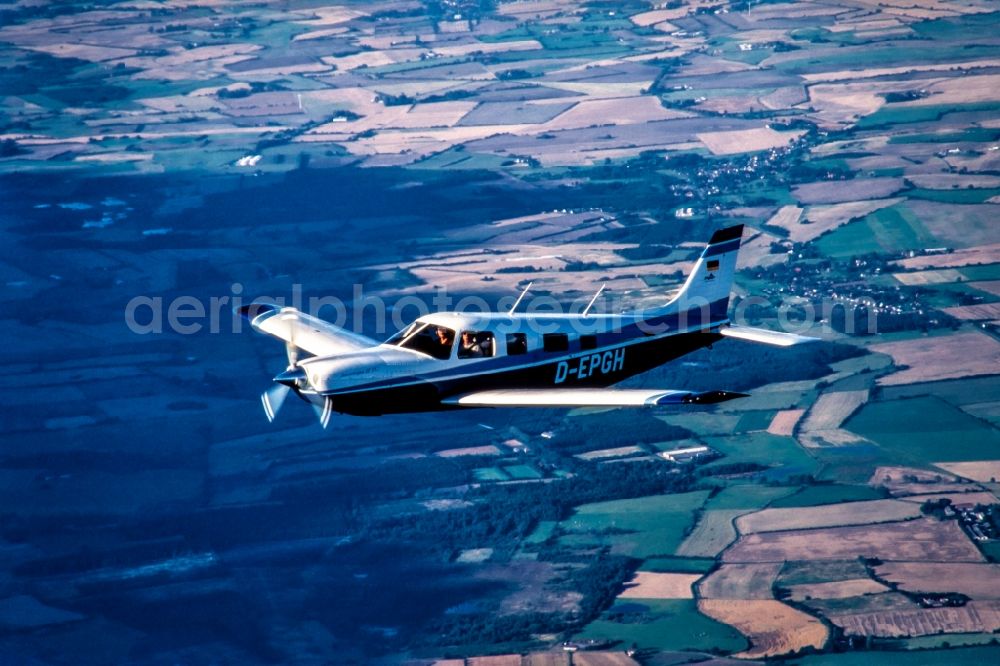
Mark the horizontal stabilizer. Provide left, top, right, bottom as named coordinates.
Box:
left=442, top=388, right=747, bottom=408
left=720, top=326, right=817, bottom=347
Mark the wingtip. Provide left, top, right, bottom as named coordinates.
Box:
left=679, top=390, right=749, bottom=405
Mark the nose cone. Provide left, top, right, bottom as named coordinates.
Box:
left=274, top=367, right=307, bottom=387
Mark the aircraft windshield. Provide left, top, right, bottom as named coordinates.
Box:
left=388, top=323, right=454, bottom=360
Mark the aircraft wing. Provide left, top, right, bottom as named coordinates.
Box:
left=441, top=388, right=747, bottom=408
left=240, top=305, right=376, bottom=357
left=720, top=325, right=817, bottom=347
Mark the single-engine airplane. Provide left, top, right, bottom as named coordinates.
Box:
left=241, top=224, right=813, bottom=427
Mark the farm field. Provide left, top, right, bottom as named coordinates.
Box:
left=698, top=599, right=828, bottom=659
left=735, top=499, right=922, bottom=533
left=724, top=518, right=984, bottom=563
left=846, top=396, right=1000, bottom=463
left=559, top=491, right=710, bottom=558
left=874, top=562, right=1000, bottom=599
left=577, top=599, right=747, bottom=654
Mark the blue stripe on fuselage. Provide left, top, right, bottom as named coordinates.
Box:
left=326, top=298, right=729, bottom=395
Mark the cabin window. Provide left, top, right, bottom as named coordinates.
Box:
left=580, top=334, right=598, bottom=350
left=458, top=331, right=495, bottom=359
left=506, top=333, right=527, bottom=355
left=391, top=323, right=455, bottom=360
left=543, top=333, right=569, bottom=352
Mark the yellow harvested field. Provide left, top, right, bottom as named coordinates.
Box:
left=543, top=81, right=654, bottom=99
left=805, top=83, right=888, bottom=127
left=735, top=229, right=786, bottom=269
left=433, top=40, right=542, bottom=58
left=631, top=10, right=680, bottom=27
left=892, top=269, right=965, bottom=286
left=764, top=205, right=803, bottom=232
left=801, top=58, right=1000, bottom=83
left=970, top=281, right=1000, bottom=297
left=793, top=198, right=903, bottom=243
left=898, top=491, right=999, bottom=506
left=904, top=74, right=1000, bottom=107
left=724, top=518, right=984, bottom=563
left=893, top=243, right=1000, bottom=270
left=576, top=446, right=643, bottom=461
left=788, top=579, right=889, bottom=601
left=942, top=302, right=1000, bottom=321
left=698, top=563, right=783, bottom=599
left=935, top=461, right=1000, bottom=483
left=833, top=600, right=1000, bottom=638
left=572, top=653, right=640, bottom=666
left=875, top=562, right=1000, bottom=599
left=434, top=445, right=501, bottom=457
left=523, top=654, right=566, bottom=666
left=26, top=42, right=137, bottom=62
left=467, top=656, right=522, bottom=666
left=799, top=390, right=869, bottom=433
left=698, top=599, right=828, bottom=659
left=869, top=465, right=972, bottom=496
left=541, top=97, right=692, bottom=131
left=736, top=499, right=920, bottom=534
left=294, top=6, right=367, bottom=25
left=767, top=409, right=805, bottom=436
left=871, top=331, right=1000, bottom=386
left=618, top=572, right=699, bottom=599
left=697, top=128, right=804, bottom=155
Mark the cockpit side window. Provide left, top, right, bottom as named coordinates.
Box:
left=458, top=331, right=495, bottom=359
left=391, top=323, right=455, bottom=360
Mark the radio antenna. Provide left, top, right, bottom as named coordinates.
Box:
left=508, top=281, right=532, bottom=315
left=582, top=284, right=606, bottom=317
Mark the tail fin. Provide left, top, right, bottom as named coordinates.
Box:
left=655, top=224, right=744, bottom=320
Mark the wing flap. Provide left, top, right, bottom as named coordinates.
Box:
left=720, top=325, right=817, bottom=347
left=442, top=388, right=746, bottom=408
left=241, top=305, right=376, bottom=357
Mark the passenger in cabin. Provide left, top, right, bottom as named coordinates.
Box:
left=459, top=331, right=485, bottom=358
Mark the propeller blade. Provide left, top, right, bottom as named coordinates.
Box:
left=261, top=383, right=290, bottom=423
left=310, top=395, right=332, bottom=429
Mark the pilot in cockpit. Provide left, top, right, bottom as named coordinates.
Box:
left=435, top=326, right=454, bottom=350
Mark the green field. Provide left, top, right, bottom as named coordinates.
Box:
left=895, top=633, right=1000, bottom=650
left=701, top=432, right=819, bottom=477
left=559, top=491, right=710, bottom=558
left=770, top=484, right=884, bottom=508
left=856, top=102, right=1000, bottom=128
left=735, top=410, right=776, bottom=433
left=777, top=560, right=870, bottom=586
left=523, top=520, right=557, bottom=545
left=815, top=204, right=936, bottom=258
left=503, top=464, right=542, bottom=480
left=846, top=396, right=1000, bottom=463
left=474, top=467, right=508, bottom=481
left=639, top=557, right=716, bottom=574
left=788, top=645, right=1000, bottom=665
left=909, top=188, right=1000, bottom=205
left=705, top=484, right=797, bottom=510
left=577, top=599, right=747, bottom=653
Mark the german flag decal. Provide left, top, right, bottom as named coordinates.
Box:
left=707, top=259, right=720, bottom=272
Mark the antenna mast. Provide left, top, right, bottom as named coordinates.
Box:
left=508, top=281, right=532, bottom=315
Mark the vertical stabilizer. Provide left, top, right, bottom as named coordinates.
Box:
left=653, top=224, right=744, bottom=321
